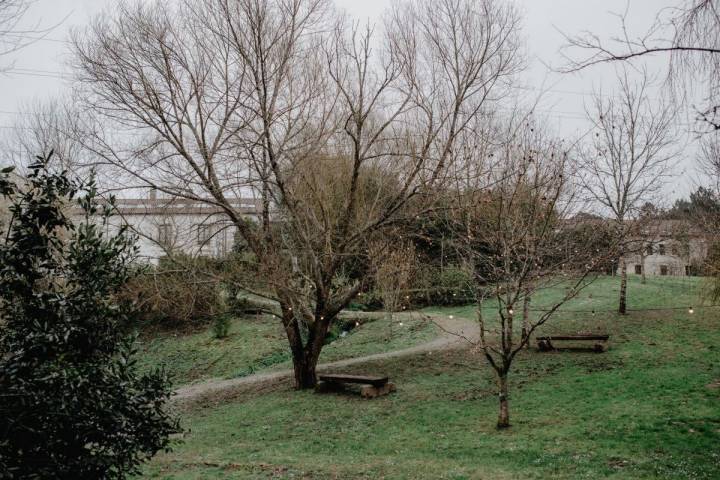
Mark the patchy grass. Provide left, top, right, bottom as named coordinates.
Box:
left=143, top=275, right=720, bottom=479
left=426, top=274, right=705, bottom=337
left=135, top=313, right=438, bottom=386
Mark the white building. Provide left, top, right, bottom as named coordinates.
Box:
left=72, top=193, right=262, bottom=263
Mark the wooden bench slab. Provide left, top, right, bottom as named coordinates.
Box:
left=537, top=335, right=609, bottom=341
left=316, top=373, right=395, bottom=398
left=537, top=334, right=610, bottom=353
left=319, top=374, right=388, bottom=387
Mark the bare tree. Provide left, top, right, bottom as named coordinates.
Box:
left=70, top=0, right=523, bottom=389
left=2, top=98, right=89, bottom=174
left=447, top=116, right=609, bottom=429
left=370, top=238, right=416, bottom=328
left=562, top=0, right=720, bottom=132
left=699, top=131, right=720, bottom=186
left=578, top=70, right=676, bottom=314
left=0, top=0, right=30, bottom=64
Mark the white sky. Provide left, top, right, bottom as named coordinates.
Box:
left=0, top=0, right=703, bottom=203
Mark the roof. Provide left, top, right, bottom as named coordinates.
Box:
left=72, top=197, right=263, bottom=217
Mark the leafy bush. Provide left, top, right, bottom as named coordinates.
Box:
left=424, top=265, right=475, bottom=306
left=0, top=160, right=179, bottom=479
left=346, top=289, right=384, bottom=311
left=120, top=255, right=226, bottom=327
left=212, top=314, right=232, bottom=339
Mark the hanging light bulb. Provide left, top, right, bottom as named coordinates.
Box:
left=508, top=307, right=514, bottom=315
left=399, top=322, right=404, bottom=326
left=355, top=321, right=360, bottom=327
left=448, top=315, right=454, bottom=319
left=688, top=306, right=694, bottom=315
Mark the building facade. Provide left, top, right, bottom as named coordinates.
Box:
left=625, top=220, right=708, bottom=277
left=71, top=194, right=262, bottom=264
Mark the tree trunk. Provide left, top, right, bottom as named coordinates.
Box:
left=618, top=257, right=628, bottom=315
left=521, top=293, right=531, bottom=349
left=640, top=251, right=647, bottom=284
left=497, top=371, right=510, bottom=429
left=292, top=351, right=319, bottom=389
left=282, top=306, right=321, bottom=390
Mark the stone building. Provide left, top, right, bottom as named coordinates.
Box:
left=71, top=191, right=262, bottom=264
left=625, top=220, right=708, bottom=277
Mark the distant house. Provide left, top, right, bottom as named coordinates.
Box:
left=70, top=191, right=262, bottom=264
left=626, top=220, right=708, bottom=277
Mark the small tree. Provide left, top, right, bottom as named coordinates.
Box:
left=0, top=157, right=179, bottom=479
left=578, top=70, right=676, bottom=314
left=448, top=119, right=610, bottom=429
left=370, top=238, right=417, bottom=325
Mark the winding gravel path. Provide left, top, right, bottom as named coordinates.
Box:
left=173, top=313, right=478, bottom=405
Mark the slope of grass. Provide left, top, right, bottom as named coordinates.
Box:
left=135, top=313, right=438, bottom=386
left=143, top=275, right=720, bottom=479
left=426, top=274, right=705, bottom=337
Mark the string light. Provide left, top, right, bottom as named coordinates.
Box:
left=508, top=307, right=514, bottom=315
left=355, top=321, right=360, bottom=327
left=399, top=322, right=404, bottom=326
left=688, top=306, right=694, bottom=315
left=448, top=315, right=454, bottom=319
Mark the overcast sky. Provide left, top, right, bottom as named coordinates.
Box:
left=0, top=0, right=702, bottom=203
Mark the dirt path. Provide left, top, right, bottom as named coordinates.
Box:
left=173, top=313, right=478, bottom=405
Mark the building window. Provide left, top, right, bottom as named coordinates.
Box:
left=634, top=265, right=642, bottom=275
left=197, top=224, right=212, bottom=244
left=660, top=265, right=668, bottom=276
left=658, top=244, right=666, bottom=255
left=157, top=223, right=173, bottom=245
left=685, top=265, right=691, bottom=276
left=215, top=228, right=228, bottom=256
left=646, top=244, right=654, bottom=255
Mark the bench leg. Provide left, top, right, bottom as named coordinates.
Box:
left=316, top=381, right=344, bottom=393
left=537, top=340, right=553, bottom=351
left=360, top=382, right=396, bottom=399
left=593, top=343, right=608, bottom=353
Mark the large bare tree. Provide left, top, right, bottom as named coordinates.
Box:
left=70, top=0, right=523, bottom=388
left=562, top=0, right=720, bottom=132
left=578, top=70, right=677, bottom=314
left=0, top=0, right=30, bottom=64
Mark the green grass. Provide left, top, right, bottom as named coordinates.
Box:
left=142, top=275, right=720, bottom=479
left=426, top=273, right=706, bottom=337
left=135, top=312, right=438, bottom=386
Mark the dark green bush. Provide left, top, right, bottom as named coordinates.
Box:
left=0, top=160, right=179, bottom=479
left=212, top=313, right=232, bottom=339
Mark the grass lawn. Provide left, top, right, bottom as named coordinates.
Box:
left=143, top=275, right=720, bottom=479
left=135, top=312, right=439, bottom=386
